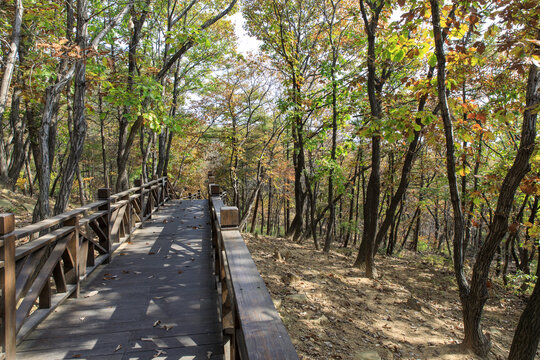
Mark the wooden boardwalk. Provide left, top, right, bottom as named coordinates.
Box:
left=16, top=200, right=223, bottom=360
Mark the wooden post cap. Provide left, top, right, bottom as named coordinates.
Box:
left=0, top=213, right=15, bottom=235
left=208, top=171, right=213, bottom=177
left=221, top=207, right=239, bottom=228
left=208, top=176, right=215, bottom=183
left=97, top=188, right=111, bottom=199
left=210, top=184, right=220, bottom=195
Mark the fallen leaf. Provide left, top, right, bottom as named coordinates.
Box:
left=161, top=324, right=174, bottom=331
left=148, top=251, right=156, bottom=255
left=141, top=337, right=154, bottom=341
left=115, top=344, right=122, bottom=352
left=177, top=270, right=183, bottom=274
left=154, top=349, right=167, bottom=357
left=85, top=290, right=99, bottom=298
left=153, top=320, right=161, bottom=327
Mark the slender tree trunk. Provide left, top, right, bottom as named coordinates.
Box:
left=353, top=0, right=385, bottom=278
left=519, top=196, right=538, bottom=274
left=53, top=0, right=88, bottom=215
left=0, top=0, right=24, bottom=181
left=508, top=258, right=540, bottom=360
left=251, top=189, right=260, bottom=233
left=260, top=194, right=265, bottom=234
left=323, top=58, right=339, bottom=252
left=116, top=2, right=150, bottom=191
left=76, top=164, right=85, bottom=205
left=434, top=1, right=539, bottom=352
left=98, top=88, right=108, bottom=188
left=7, top=89, right=28, bottom=186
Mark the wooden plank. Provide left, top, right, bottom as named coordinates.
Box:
left=1, top=226, right=16, bottom=360
left=15, top=247, right=47, bottom=302
left=51, top=262, right=66, bottom=293
left=79, top=210, right=107, bottom=227
left=16, top=285, right=76, bottom=344
left=79, top=229, right=107, bottom=255
left=14, top=226, right=75, bottom=261
left=221, top=229, right=298, bottom=360
left=16, top=236, right=71, bottom=333
left=111, top=203, right=128, bottom=241
left=9, top=203, right=104, bottom=240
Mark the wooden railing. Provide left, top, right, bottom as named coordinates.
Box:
left=0, top=176, right=176, bottom=359
left=207, top=173, right=298, bottom=360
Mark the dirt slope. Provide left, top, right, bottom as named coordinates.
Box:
left=244, top=234, right=537, bottom=360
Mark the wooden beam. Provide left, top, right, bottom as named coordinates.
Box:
left=0, top=213, right=16, bottom=359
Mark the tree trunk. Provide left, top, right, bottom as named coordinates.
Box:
left=7, top=89, right=28, bottom=187
left=353, top=0, right=385, bottom=278
left=461, top=60, right=538, bottom=357
left=116, top=2, right=150, bottom=191
left=53, top=0, right=88, bottom=215
left=508, top=259, right=540, bottom=360
left=251, top=189, right=260, bottom=233
left=323, top=60, right=339, bottom=252
left=76, top=164, right=86, bottom=206
left=0, top=0, right=24, bottom=181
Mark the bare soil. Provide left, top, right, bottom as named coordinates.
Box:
left=244, top=233, right=537, bottom=360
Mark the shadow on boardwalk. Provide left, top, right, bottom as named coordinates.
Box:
left=17, top=200, right=223, bottom=360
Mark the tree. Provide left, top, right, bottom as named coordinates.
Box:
left=431, top=0, right=539, bottom=354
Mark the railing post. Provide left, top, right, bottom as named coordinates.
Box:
left=0, top=214, right=16, bottom=360
left=64, top=215, right=80, bottom=298
left=161, top=177, right=166, bottom=204
left=153, top=175, right=160, bottom=212
left=210, top=184, right=220, bottom=197
left=148, top=179, right=154, bottom=219
left=97, top=188, right=112, bottom=264
left=134, top=179, right=144, bottom=226
left=122, top=192, right=132, bottom=240
left=221, top=207, right=239, bottom=229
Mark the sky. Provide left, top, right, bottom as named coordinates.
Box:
left=228, top=12, right=262, bottom=55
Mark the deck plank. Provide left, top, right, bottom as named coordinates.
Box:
left=17, top=200, right=223, bottom=360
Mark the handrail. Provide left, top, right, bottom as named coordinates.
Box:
left=207, top=174, right=298, bottom=360
left=0, top=175, right=176, bottom=359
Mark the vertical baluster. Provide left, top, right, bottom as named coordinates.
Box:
left=64, top=216, right=79, bottom=298
left=148, top=180, right=154, bottom=219
left=97, top=188, right=111, bottom=263
left=153, top=175, right=160, bottom=212
left=134, top=179, right=144, bottom=226
left=0, top=214, right=16, bottom=359
left=161, top=177, right=166, bottom=204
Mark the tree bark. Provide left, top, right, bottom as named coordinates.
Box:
left=508, top=256, right=540, bottom=360
left=353, top=0, right=385, bottom=278
left=53, top=0, right=88, bottom=215
left=0, top=0, right=24, bottom=181
left=462, top=60, right=538, bottom=357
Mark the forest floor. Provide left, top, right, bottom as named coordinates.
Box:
left=0, top=187, right=39, bottom=226
left=244, top=233, right=537, bottom=360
